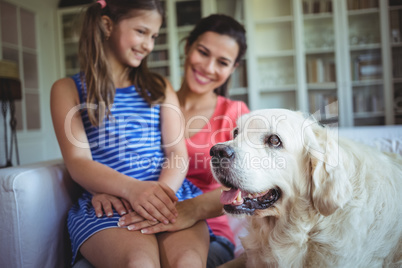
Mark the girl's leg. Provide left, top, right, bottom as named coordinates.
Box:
left=157, top=221, right=210, bottom=268
left=80, top=227, right=160, bottom=268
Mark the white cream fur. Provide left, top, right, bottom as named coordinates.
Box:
left=221, top=109, right=402, bottom=267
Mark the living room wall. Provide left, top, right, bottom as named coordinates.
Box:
left=0, top=0, right=62, bottom=166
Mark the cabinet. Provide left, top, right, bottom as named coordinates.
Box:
left=161, top=0, right=248, bottom=103
left=389, top=0, right=402, bottom=124
left=56, top=0, right=400, bottom=127
left=56, top=6, right=86, bottom=78
left=56, top=0, right=248, bottom=102
left=244, top=0, right=398, bottom=126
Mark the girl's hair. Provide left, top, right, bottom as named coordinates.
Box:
left=79, top=0, right=166, bottom=126
left=185, top=14, right=247, bottom=97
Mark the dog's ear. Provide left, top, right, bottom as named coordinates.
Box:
left=303, top=120, right=352, bottom=216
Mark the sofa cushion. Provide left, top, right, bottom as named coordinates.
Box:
left=338, top=125, right=402, bottom=155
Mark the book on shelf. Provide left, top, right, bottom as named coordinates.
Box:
left=353, top=88, right=384, bottom=113
left=352, top=53, right=382, bottom=81
left=394, top=84, right=402, bottom=113
left=149, top=50, right=168, bottom=62
left=390, top=10, right=402, bottom=44
left=389, top=0, right=402, bottom=7
left=347, top=0, right=378, bottom=10
left=231, top=62, right=247, bottom=88
left=176, top=1, right=201, bottom=27
left=393, top=48, right=402, bottom=78
left=302, top=0, right=332, bottom=14
left=310, top=92, right=338, bottom=119
left=155, top=33, right=167, bottom=45
left=306, top=58, right=336, bottom=83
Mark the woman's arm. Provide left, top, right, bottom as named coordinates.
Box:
left=118, top=187, right=225, bottom=233
left=158, top=79, right=189, bottom=192
left=51, top=78, right=178, bottom=223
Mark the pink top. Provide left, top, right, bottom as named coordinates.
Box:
left=185, top=96, right=249, bottom=245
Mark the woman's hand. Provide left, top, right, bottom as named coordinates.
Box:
left=126, top=180, right=179, bottom=225
left=118, top=198, right=198, bottom=234
left=92, top=193, right=133, bottom=218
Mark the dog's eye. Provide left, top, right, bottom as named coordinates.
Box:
left=266, top=135, right=282, bottom=148
left=233, top=128, right=239, bottom=139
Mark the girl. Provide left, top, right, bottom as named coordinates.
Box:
left=51, top=0, right=209, bottom=267
left=107, top=14, right=250, bottom=267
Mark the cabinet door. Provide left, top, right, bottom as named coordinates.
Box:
left=215, top=0, right=248, bottom=104
left=175, top=0, right=202, bottom=76
left=389, top=0, right=402, bottom=124
left=303, top=0, right=338, bottom=124
left=246, top=0, right=298, bottom=111
left=57, top=6, right=85, bottom=78
left=246, top=0, right=393, bottom=126
left=60, top=11, right=82, bottom=77
left=346, top=0, right=385, bottom=126
left=149, top=0, right=171, bottom=79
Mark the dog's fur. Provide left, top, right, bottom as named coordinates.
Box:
left=210, top=109, right=402, bottom=267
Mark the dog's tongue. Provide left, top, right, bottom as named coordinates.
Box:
left=220, top=188, right=242, bottom=205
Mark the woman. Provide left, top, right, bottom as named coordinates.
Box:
left=98, top=14, right=249, bottom=267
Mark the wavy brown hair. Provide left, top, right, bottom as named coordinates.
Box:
left=79, top=0, right=166, bottom=126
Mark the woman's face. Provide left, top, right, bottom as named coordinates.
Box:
left=184, top=31, right=239, bottom=95
left=106, top=9, right=162, bottom=68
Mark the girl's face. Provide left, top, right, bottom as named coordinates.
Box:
left=106, top=9, right=162, bottom=68
left=184, top=31, right=239, bottom=95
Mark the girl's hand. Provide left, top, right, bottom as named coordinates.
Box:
left=92, top=193, right=133, bottom=218
left=127, top=180, right=179, bottom=225
left=119, top=198, right=197, bottom=234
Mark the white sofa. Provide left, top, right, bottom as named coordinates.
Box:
left=1, top=126, right=401, bottom=268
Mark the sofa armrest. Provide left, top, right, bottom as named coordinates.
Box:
left=0, top=160, right=80, bottom=268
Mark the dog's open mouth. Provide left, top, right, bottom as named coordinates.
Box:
left=220, top=188, right=281, bottom=215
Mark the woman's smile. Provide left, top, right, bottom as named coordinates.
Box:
left=193, top=68, right=213, bottom=85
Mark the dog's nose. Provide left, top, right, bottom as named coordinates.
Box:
left=210, top=144, right=235, bottom=159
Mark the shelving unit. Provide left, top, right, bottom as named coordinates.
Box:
left=55, top=0, right=400, bottom=126
left=388, top=0, right=402, bottom=124
left=347, top=1, right=385, bottom=126
left=165, top=0, right=248, bottom=104
left=55, top=0, right=248, bottom=103
left=244, top=0, right=398, bottom=126
left=56, top=6, right=86, bottom=78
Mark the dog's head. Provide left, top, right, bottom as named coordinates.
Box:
left=210, top=109, right=352, bottom=218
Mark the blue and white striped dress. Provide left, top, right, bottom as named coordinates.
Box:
left=67, top=73, right=202, bottom=264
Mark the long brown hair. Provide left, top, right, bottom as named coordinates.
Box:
left=79, top=0, right=166, bottom=126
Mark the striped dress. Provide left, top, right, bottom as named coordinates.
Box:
left=67, top=73, right=202, bottom=264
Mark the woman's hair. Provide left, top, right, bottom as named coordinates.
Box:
left=79, top=0, right=166, bottom=126
left=185, top=14, right=247, bottom=97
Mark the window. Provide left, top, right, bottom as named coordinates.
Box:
left=0, top=1, right=40, bottom=131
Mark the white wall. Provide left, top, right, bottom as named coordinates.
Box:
left=6, top=0, right=62, bottom=165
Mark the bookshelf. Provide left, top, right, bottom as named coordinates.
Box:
left=244, top=0, right=397, bottom=126
left=158, top=0, right=248, bottom=102
left=389, top=0, right=402, bottom=124
left=56, top=0, right=248, bottom=104
left=56, top=0, right=400, bottom=126
left=56, top=6, right=86, bottom=78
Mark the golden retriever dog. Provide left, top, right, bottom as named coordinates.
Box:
left=210, top=109, right=402, bottom=267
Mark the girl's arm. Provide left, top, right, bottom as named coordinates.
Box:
left=158, top=79, right=189, bottom=192
left=50, top=78, right=178, bottom=224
